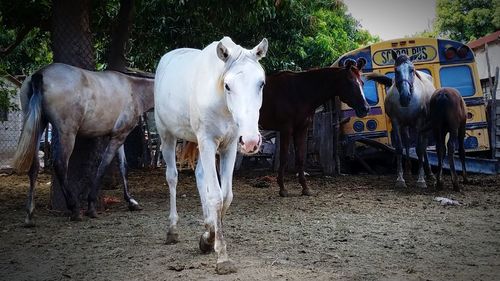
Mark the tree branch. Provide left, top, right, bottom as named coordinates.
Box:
left=0, top=25, right=34, bottom=57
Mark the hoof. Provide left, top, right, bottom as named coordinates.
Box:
left=24, top=217, right=35, bottom=228
left=128, top=203, right=142, bottom=212
left=279, top=189, right=289, bottom=197
left=435, top=180, right=444, bottom=190
left=301, top=188, right=312, bottom=196
left=395, top=180, right=407, bottom=189
left=70, top=212, right=83, bottom=222
left=427, top=174, right=437, bottom=185
left=85, top=209, right=98, bottom=219
left=416, top=181, right=427, bottom=189
left=199, top=234, right=214, bottom=254
left=216, top=260, right=237, bottom=275
left=165, top=229, right=179, bottom=245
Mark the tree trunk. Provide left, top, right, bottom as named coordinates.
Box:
left=107, top=0, right=135, bottom=71
left=107, top=0, right=145, bottom=169
left=49, top=0, right=108, bottom=211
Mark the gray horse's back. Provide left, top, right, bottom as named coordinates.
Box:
left=28, top=63, right=135, bottom=137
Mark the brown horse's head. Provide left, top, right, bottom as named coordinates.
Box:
left=340, top=58, right=370, bottom=117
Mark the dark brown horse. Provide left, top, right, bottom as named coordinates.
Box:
left=424, top=87, right=468, bottom=191
left=259, top=59, right=370, bottom=197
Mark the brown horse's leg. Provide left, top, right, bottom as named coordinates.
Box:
left=293, top=127, right=311, bottom=196
left=447, top=131, right=459, bottom=191
left=25, top=151, right=40, bottom=227
left=277, top=130, right=291, bottom=197
left=87, top=137, right=126, bottom=218
left=458, top=122, right=468, bottom=185
left=52, top=130, right=80, bottom=221
left=435, top=130, right=445, bottom=189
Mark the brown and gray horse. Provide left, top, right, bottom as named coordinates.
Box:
left=424, top=87, right=468, bottom=191
left=13, top=63, right=154, bottom=225
left=367, top=51, right=436, bottom=189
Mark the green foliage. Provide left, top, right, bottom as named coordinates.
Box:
left=435, top=0, right=499, bottom=42
left=1, top=0, right=379, bottom=76
left=0, top=78, right=20, bottom=118
left=128, top=0, right=379, bottom=72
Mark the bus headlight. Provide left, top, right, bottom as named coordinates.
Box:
left=464, top=136, right=478, bottom=149
left=353, top=121, right=364, bottom=132
left=366, top=119, right=377, bottom=131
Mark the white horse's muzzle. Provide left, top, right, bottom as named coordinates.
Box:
left=239, top=134, right=262, bottom=155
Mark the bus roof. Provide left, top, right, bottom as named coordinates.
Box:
left=333, top=37, right=474, bottom=71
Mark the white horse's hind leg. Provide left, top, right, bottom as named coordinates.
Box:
left=197, top=139, right=236, bottom=274
left=161, top=134, right=179, bottom=244
left=392, top=123, right=407, bottom=188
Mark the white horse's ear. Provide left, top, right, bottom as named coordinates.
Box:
left=252, top=38, right=268, bottom=60
left=391, top=49, right=398, bottom=61
left=217, top=41, right=230, bottom=62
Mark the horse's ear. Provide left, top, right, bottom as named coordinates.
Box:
left=252, top=38, right=268, bottom=60
left=217, top=41, right=230, bottom=63
left=391, top=49, right=398, bottom=61
left=344, top=58, right=356, bottom=68
left=356, top=57, right=367, bottom=70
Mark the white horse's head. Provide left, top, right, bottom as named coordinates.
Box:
left=217, top=37, right=268, bottom=155
left=392, top=50, right=421, bottom=107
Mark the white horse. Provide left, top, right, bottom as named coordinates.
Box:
left=154, top=36, right=268, bottom=274
left=367, top=51, right=436, bottom=188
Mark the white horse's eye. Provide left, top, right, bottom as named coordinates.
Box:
left=225, top=84, right=231, bottom=91
left=260, top=82, right=265, bottom=89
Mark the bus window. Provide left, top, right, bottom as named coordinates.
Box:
left=439, top=65, right=475, bottom=97
left=362, top=78, right=378, bottom=106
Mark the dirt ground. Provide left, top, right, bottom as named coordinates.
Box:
left=1, top=168, right=499, bottom=281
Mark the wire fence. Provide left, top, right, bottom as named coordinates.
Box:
left=0, top=110, right=22, bottom=171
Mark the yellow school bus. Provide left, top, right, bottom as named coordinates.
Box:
left=332, top=37, right=489, bottom=152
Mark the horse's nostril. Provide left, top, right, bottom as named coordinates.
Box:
left=253, top=145, right=258, bottom=151
left=239, top=136, right=244, bottom=145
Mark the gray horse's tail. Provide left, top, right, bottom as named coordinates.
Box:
left=365, top=72, right=393, bottom=87
left=13, top=73, right=45, bottom=173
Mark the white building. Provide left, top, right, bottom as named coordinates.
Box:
left=468, top=30, right=500, bottom=99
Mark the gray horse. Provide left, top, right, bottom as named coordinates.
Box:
left=367, top=51, right=436, bottom=188
left=13, top=63, right=154, bottom=225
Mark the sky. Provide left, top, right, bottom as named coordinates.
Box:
left=343, top=0, right=437, bottom=40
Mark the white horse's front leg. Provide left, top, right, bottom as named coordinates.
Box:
left=197, top=138, right=236, bottom=274
left=161, top=134, right=179, bottom=244
left=219, top=140, right=237, bottom=219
